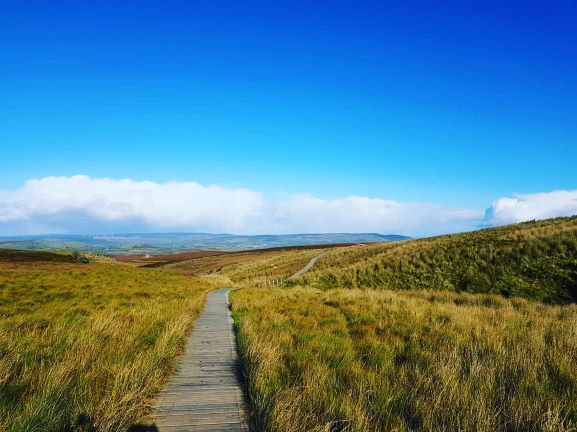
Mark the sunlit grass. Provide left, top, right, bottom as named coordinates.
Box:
left=296, top=217, right=577, bottom=302
left=222, top=249, right=325, bottom=284
left=0, top=260, right=223, bottom=431
left=232, top=287, right=577, bottom=432
left=168, top=247, right=324, bottom=283
left=4, top=217, right=577, bottom=431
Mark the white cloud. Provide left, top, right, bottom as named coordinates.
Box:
left=260, top=194, right=481, bottom=235
left=0, top=175, right=263, bottom=234
left=0, top=175, right=483, bottom=236
left=484, top=190, right=577, bottom=226
left=2, top=176, right=575, bottom=236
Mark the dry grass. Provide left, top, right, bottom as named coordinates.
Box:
left=221, top=249, right=326, bottom=284
left=4, top=217, right=577, bottom=430
left=232, top=287, right=577, bottom=432
left=0, top=260, right=224, bottom=431
left=169, top=248, right=323, bottom=283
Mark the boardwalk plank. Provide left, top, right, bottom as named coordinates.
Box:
left=149, top=288, right=250, bottom=431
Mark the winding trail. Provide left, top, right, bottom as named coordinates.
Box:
left=152, top=288, right=249, bottom=431
left=288, top=250, right=330, bottom=279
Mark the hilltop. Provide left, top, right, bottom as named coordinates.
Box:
left=291, top=216, right=577, bottom=302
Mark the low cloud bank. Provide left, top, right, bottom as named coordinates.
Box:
left=484, top=190, right=577, bottom=226
left=0, top=176, right=263, bottom=234
left=0, top=175, right=576, bottom=236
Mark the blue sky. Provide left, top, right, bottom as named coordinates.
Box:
left=1, top=1, right=576, bottom=235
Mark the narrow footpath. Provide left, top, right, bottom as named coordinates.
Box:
left=150, top=251, right=330, bottom=431
left=288, top=250, right=330, bottom=279
left=152, top=288, right=249, bottom=431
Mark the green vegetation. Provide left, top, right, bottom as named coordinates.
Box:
left=232, top=287, right=577, bottom=432
left=0, top=249, right=76, bottom=263
left=0, top=259, right=223, bottom=431
left=227, top=217, right=577, bottom=431
left=167, top=247, right=325, bottom=283
left=294, top=217, right=577, bottom=303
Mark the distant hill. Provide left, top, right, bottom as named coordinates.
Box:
left=292, top=216, right=577, bottom=303
left=0, top=249, right=75, bottom=263
left=0, top=232, right=409, bottom=255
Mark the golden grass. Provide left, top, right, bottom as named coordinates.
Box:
left=221, top=249, right=326, bottom=284
left=169, top=248, right=323, bottom=283
left=4, top=217, right=576, bottom=430
left=231, top=287, right=577, bottom=432
left=0, top=261, right=224, bottom=431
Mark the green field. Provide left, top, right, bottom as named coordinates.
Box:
left=174, top=217, right=577, bottom=303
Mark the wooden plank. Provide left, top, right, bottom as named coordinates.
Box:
left=144, top=288, right=250, bottom=431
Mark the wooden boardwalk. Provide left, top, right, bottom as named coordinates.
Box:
left=151, top=288, right=249, bottom=431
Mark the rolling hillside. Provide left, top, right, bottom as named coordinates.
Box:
left=283, top=217, right=577, bottom=302
left=229, top=217, right=577, bottom=431
left=0, top=249, right=76, bottom=263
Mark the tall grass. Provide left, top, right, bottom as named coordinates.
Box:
left=295, top=217, right=577, bottom=302
left=0, top=261, right=223, bottom=431
left=169, top=247, right=324, bottom=283
left=232, top=287, right=577, bottom=432
left=222, top=249, right=325, bottom=284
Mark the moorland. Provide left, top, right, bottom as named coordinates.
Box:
left=1, top=216, right=577, bottom=431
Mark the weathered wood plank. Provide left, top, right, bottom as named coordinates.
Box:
left=146, top=288, right=249, bottom=431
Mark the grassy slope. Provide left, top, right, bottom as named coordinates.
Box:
left=229, top=217, right=577, bottom=431
left=169, top=248, right=324, bottom=284
left=0, top=259, right=224, bottom=431
left=220, top=249, right=326, bottom=284
left=4, top=217, right=577, bottom=430
left=232, top=287, right=577, bottom=432
left=294, top=217, right=577, bottom=302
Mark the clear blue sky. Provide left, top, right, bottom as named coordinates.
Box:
left=1, top=0, right=576, bottom=209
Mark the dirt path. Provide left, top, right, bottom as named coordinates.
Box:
left=288, top=250, right=330, bottom=279
left=152, top=288, right=249, bottom=431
